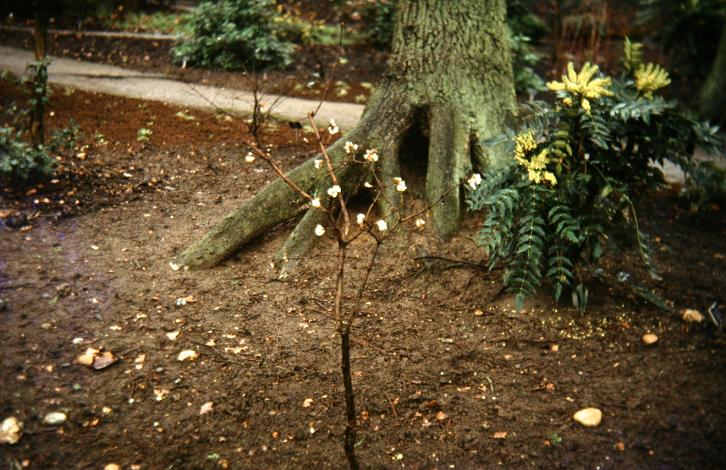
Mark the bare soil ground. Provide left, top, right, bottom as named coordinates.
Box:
left=1, top=79, right=726, bottom=469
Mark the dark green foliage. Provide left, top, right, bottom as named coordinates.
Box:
left=508, top=29, right=545, bottom=97
left=171, top=0, right=295, bottom=71
left=360, top=0, right=397, bottom=50
left=467, top=52, right=723, bottom=310
left=638, top=0, right=725, bottom=81
left=49, top=119, right=80, bottom=154
left=0, top=127, right=55, bottom=182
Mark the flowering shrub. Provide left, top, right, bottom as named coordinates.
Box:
left=467, top=45, right=722, bottom=310
left=171, top=0, right=294, bottom=71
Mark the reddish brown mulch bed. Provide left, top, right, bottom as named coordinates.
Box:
left=1, top=80, right=725, bottom=469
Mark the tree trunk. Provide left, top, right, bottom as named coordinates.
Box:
left=175, top=0, right=515, bottom=270
left=699, top=24, right=726, bottom=125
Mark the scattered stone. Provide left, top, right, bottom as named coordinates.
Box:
left=681, top=308, right=705, bottom=323
left=550, top=344, right=559, bottom=352
left=104, top=464, right=121, bottom=470
left=199, top=402, right=214, bottom=415
left=177, top=349, right=198, bottom=361
left=0, top=416, right=22, bottom=444
left=493, top=431, right=508, bottom=439
left=642, top=333, right=659, bottom=345
left=166, top=330, right=180, bottom=341
left=573, top=407, right=602, bottom=427
left=474, top=309, right=484, bottom=316
left=43, top=412, right=67, bottom=426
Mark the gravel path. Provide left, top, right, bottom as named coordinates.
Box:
left=0, top=45, right=364, bottom=130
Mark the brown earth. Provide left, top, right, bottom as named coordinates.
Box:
left=1, top=79, right=726, bottom=469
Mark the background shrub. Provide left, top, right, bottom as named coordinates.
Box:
left=171, top=0, right=295, bottom=71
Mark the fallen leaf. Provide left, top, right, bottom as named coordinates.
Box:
left=493, top=431, right=508, bottom=439
left=0, top=417, right=22, bottom=444
left=177, top=349, right=198, bottom=361
left=474, top=309, right=484, bottom=316
left=109, top=325, right=122, bottom=331
left=153, top=388, right=169, bottom=401
left=199, top=402, right=214, bottom=415
left=104, top=464, right=120, bottom=470
left=76, top=347, right=100, bottom=366
left=92, top=351, right=117, bottom=370
left=435, top=411, right=447, bottom=421
left=302, top=398, right=313, bottom=408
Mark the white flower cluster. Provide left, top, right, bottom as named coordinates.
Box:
left=467, top=173, right=482, bottom=189
left=327, top=185, right=341, bottom=198
left=393, top=177, right=407, bottom=192
left=363, top=149, right=379, bottom=163
left=328, top=119, right=339, bottom=135
left=244, top=152, right=255, bottom=163
left=344, top=141, right=359, bottom=154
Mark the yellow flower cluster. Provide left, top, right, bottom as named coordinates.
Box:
left=513, top=131, right=557, bottom=185
left=635, top=63, right=671, bottom=99
left=547, top=62, right=613, bottom=113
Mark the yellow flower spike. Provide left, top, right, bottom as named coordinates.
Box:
left=635, top=63, right=671, bottom=99
left=581, top=98, right=591, bottom=113
left=547, top=61, right=613, bottom=105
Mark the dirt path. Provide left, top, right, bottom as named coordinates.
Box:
left=0, top=45, right=365, bottom=130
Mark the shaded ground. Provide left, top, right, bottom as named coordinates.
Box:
left=1, top=81, right=726, bottom=469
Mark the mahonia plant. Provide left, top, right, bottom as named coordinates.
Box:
left=467, top=44, right=722, bottom=310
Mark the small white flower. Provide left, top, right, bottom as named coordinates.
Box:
left=327, top=185, right=341, bottom=198
left=467, top=173, right=482, bottom=189
left=363, top=149, right=379, bottom=163
left=363, top=182, right=373, bottom=188
left=394, top=178, right=407, bottom=192
left=314, top=159, right=323, bottom=169
left=244, top=152, right=255, bottom=163
left=311, top=198, right=321, bottom=208
left=344, top=141, right=359, bottom=154
left=415, top=218, right=426, bottom=229
left=314, top=224, right=325, bottom=236
left=356, top=213, right=365, bottom=225
left=328, top=119, right=339, bottom=135
left=375, top=219, right=388, bottom=231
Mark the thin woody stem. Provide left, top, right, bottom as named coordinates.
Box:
left=308, top=115, right=351, bottom=237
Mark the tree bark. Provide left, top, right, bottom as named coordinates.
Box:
left=699, top=24, right=726, bottom=125
left=175, top=0, right=515, bottom=270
